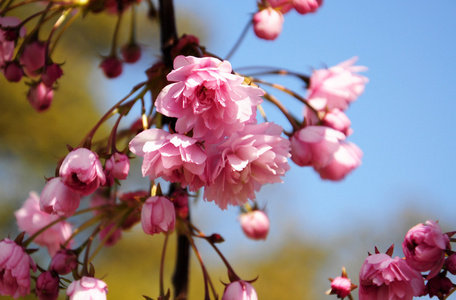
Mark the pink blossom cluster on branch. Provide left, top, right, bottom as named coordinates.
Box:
left=327, top=220, right=456, bottom=300
left=1, top=0, right=436, bottom=299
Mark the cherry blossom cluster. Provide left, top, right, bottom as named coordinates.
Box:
left=0, top=46, right=367, bottom=300
left=0, top=0, right=382, bottom=299
left=328, top=220, right=456, bottom=300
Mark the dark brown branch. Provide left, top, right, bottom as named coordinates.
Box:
left=158, top=0, right=178, bottom=66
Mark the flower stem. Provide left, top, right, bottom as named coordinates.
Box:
left=159, top=233, right=169, bottom=297
left=225, top=19, right=252, bottom=61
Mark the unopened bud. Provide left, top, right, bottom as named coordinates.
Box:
left=239, top=210, right=269, bottom=240
left=3, top=61, right=23, bottom=82
left=27, top=82, right=53, bottom=112
left=99, top=56, right=123, bottom=78
left=121, top=43, right=141, bottom=63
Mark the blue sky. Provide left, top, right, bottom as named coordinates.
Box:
left=95, top=0, right=456, bottom=296
left=185, top=0, right=456, bottom=231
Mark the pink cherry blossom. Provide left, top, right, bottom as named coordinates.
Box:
left=290, top=125, right=346, bottom=168
left=330, top=276, right=352, bottom=299
left=222, top=281, right=258, bottom=300
left=66, top=277, right=108, bottom=300
left=59, top=148, right=106, bottom=196
left=141, top=196, right=176, bottom=235
left=35, top=271, right=59, bottom=300
left=40, top=177, right=81, bottom=217
left=27, top=82, right=53, bottom=112
left=20, top=40, right=46, bottom=77
left=314, top=141, right=362, bottom=181
left=321, top=108, right=353, bottom=136
left=239, top=210, right=270, bottom=240
left=253, top=8, right=284, bottom=41
left=292, top=0, right=322, bottom=14
left=204, top=123, right=290, bottom=209
left=402, top=220, right=450, bottom=279
left=129, top=129, right=207, bottom=191
left=307, top=57, right=368, bottom=111
left=15, top=192, right=73, bottom=256
left=359, top=253, right=424, bottom=300
left=0, top=238, right=36, bottom=299
left=155, top=55, right=264, bottom=142
left=104, top=152, right=130, bottom=183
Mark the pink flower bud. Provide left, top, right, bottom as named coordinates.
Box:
left=425, top=273, right=454, bottom=299
left=27, top=82, right=53, bottom=112
left=40, top=177, right=81, bottom=217
left=330, top=276, right=352, bottom=298
left=20, top=40, right=46, bottom=76
left=66, top=277, right=108, bottom=300
left=239, top=210, right=270, bottom=240
left=141, top=196, right=175, bottom=235
left=99, top=56, right=123, bottom=78
left=15, top=192, right=73, bottom=256
left=35, top=271, right=59, bottom=300
left=402, top=220, right=450, bottom=279
left=105, top=152, right=130, bottom=180
left=0, top=238, right=36, bottom=298
left=445, top=253, right=456, bottom=275
left=121, top=43, right=141, bottom=63
left=292, top=0, right=323, bottom=14
left=222, top=281, right=258, bottom=300
left=3, top=61, right=23, bottom=82
left=42, top=63, right=63, bottom=87
left=253, top=8, right=284, bottom=41
left=59, top=148, right=106, bottom=196
left=50, top=249, right=78, bottom=275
